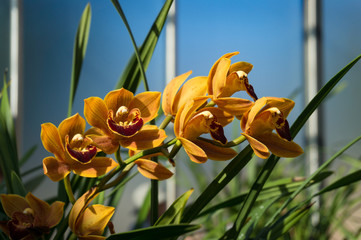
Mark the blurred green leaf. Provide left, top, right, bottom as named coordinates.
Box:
left=106, top=224, right=200, bottom=240
left=316, top=169, right=361, bottom=196
left=67, top=3, right=91, bottom=116
left=11, top=171, right=26, bottom=196
left=24, top=174, right=45, bottom=193
left=134, top=188, right=151, bottom=229
left=19, top=145, right=37, bottom=166
left=156, top=188, right=194, bottom=226
left=114, top=0, right=174, bottom=92
left=266, top=203, right=312, bottom=240
left=0, top=79, right=20, bottom=193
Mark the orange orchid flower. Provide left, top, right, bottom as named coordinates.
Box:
left=84, top=88, right=167, bottom=153
left=69, top=187, right=114, bottom=240
left=241, top=97, right=303, bottom=159
left=41, top=113, right=118, bottom=182
left=0, top=192, right=64, bottom=239
left=208, top=51, right=257, bottom=101
left=162, top=71, right=208, bottom=117
left=174, top=97, right=237, bottom=163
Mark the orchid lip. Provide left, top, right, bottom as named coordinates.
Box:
left=66, top=144, right=97, bottom=163
left=276, top=119, right=292, bottom=141
left=107, top=116, right=144, bottom=137
left=210, top=121, right=227, bottom=144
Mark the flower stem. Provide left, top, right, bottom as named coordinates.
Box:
left=159, top=115, right=173, bottom=129
left=197, top=135, right=246, bottom=147
left=64, top=175, right=76, bottom=204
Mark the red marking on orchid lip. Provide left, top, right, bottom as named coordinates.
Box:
left=107, top=117, right=144, bottom=137
left=210, top=121, right=227, bottom=144
left=276, top=119, right=292, bottom=141
left=66, top=144, right=97, bottom=163
left=246, top=83, right=258, bottom=101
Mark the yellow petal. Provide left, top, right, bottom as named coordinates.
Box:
left=119, top=125, right=167, bottom=150
left=212, top=57, right=231, bottom=98
left=213, top=98, right=254, bottom=117
left=77, top=204, right=115, bottom=237
left=69, top=187, right=98, bottom=233
left=258, top=133, right=304, bottom=158
left=265, top=97, right=295, bottom=118
left=0, top=194, right=29, bottom=218
left=193, top=139, right=237, bottom=161
left=104, top=88, right=134, bottom=112
left=242, top=133, right=270, bottom=159
left=135, top=159, right=173, bottom=180
left=129, top=91, right=161, bottom=123
left=246, top=97, right=268, bottom=130
left=207, top=52, right=239, bottom=95
left=72, top=157, right=118, bottom=178
left=40, top=123, right=66, bottom=161
left=47, top=201, right=65, bottom=228
left=198, top=107, right=234, bottom=126
left=43, top=156, right=71, bottom=182
left=84, top=97, right=111, bottom=135
left=162, top=70, right=192, bottom=116
left=86, top=129, right=119, bottom=154
left=58, top=113, right=86, bottom=144
left=229, top=61, right=253, bottom=74
left=179, top=137, right=208, bottom=163
left=172, top=76, right=208, bottom=115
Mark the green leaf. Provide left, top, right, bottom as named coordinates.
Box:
left=19, top=145, right=37, bottom=166
left=106, top=224, right=201, bottom=240
left=316, top=169, right=361, bottom=196
left=134, top=188, right=151, bottom=229
left=114, top=0, right=174, bottom=92
left=67, top=3, right=91, bottom=117
left=181, top=145, right=254, bottom=223
left=266, top=203, right=312, bottom=240
left=156, top=188, right=194, bottom=226
left=11, top=171, right=27, bottom=196
left=0, top=79, right=20, bottom=193
left=197, top=172, right=331, bottom=219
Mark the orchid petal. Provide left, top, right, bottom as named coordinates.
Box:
left=265, top=97, right=295, bottom=118
left=207, top=51, right=239, bottom=95
left=198, top=107, right=234, bottom=126
left=104, top=88, right=134, bottom=113
left=193, top=139, right=237, bottom=161
left=86, top=131, right=119, bottom=154
left=72, top=157, right=118, bottom=178
left=213, top=97, right=254, bottom=117
left=40, top=123, right=66, bottom=161
left=43, top=156, right=71, bottom=182
left=0, top=194, right=29, bottom=218
left=58, top=114, right=86, bottom=144
left=69, top=187, right=98, bottom=233
left=84, top=97, right=111, bottom=135
left=179, top=137, right=208, bottom=163
left=119, top=125, right=167, bottom=150
left=172, top=76, right=208, bottom=115
left=46, top=201, right=65, bottom=228
left=77, top=204, right=114, bottom=237
left=135, top=159, right=173, bottom=180
left=212, top=57, right=231, bottom=98
left=246, top=97, right=267, bottom=130
left=162, top=70, right=192, bottom=116
left=258, top=133, right=304, bottom=158
left=242, top=133, right=270, bottom=159
left=129, top=91, right=161, bottom=123
left=229, top=61, right=253, bottom=74
left=26, top=192, right=51, bottom=227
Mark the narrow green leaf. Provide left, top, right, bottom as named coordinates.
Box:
left=316, top=169, right=361, bottom=196
left=114, top=0, right=174, bottom=92
left=266, top=204, right=312, bottom=240
left=11, top=171, right=27, bottom=196
left=182, top=146, right=254, bottom=223
left=19, top=145, right=37, bottom=166
left=106, top=224, right=201, bottom=240
left=67, top=3, right=91, bottom=117
left=156, top=188, right=194, bottom=226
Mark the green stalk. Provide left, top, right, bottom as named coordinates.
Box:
left=64, top=175, right=76, bottom=204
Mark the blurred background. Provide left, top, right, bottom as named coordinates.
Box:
left=1, top=0, right=361, bottom=236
